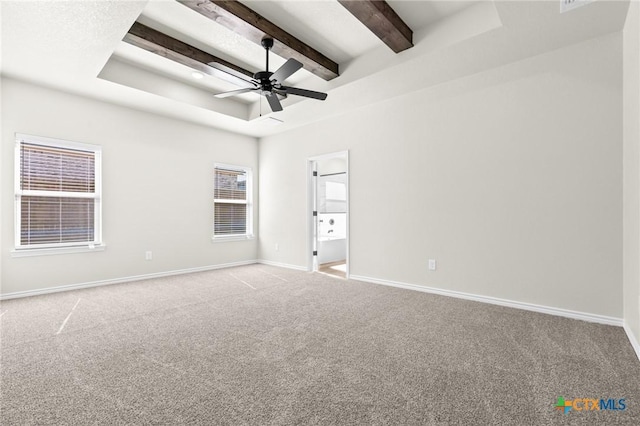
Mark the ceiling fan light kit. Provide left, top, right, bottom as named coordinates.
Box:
left=212, top=37, right=328, bottom=113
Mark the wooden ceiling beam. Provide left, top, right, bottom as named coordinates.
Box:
left=124, top=21, right=254, bottom=79
left=338, top=0, right=413, bottom=53
left=178, top=0, right=339, bottom=81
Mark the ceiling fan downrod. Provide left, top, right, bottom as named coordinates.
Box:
left=254, top=37, right=275, bottom=94
left=261, top=37, right=274, bottom=73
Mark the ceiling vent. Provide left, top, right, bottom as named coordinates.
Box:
left=262, top=117, right=284, bottom=127
left=560, top=0, right=595, bottom=13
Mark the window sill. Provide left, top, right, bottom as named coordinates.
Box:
left=212, top=235, right=254, bottom=243
left=11, top=244, right=106, bottom=258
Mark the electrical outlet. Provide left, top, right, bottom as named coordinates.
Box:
left=145, top=251, right=153, bottom=261
left=428, top=259, right=436, bottom=271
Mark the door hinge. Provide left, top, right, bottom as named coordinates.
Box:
left=313, top=251, right=317, bottom=256
left=313, top=211, right=317, bottom=216
left=313, top=171, right=318, bottom=177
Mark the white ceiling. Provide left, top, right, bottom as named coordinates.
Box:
left=0, top=0, right=631, bottom=137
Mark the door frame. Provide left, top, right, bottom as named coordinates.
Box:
left=307, top=150, right=349, bottom=277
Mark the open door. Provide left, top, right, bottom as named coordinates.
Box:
left=308, top=151, right=349, bottom=278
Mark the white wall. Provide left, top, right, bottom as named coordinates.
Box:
left=259, top=33, right=623, bottom=318
left=0, top=4, right=3, bottom=292
left=1, top=78, right=258, bottom=295
left=623, top=1, right=640, bottom=349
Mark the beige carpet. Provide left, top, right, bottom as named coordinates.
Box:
left=1, top=264, right=639, bottom=424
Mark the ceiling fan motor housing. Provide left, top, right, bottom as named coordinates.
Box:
left=254, top=70, right=275, bottom=93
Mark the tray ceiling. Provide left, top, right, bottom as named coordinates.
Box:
left=0, top=1, right=631, bottom=137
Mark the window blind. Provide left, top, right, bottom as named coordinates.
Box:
left=20, top=143, right=95, bottom=193
left=16, top=139, right=100, bottom=248
left=20, top=196, right=95, bottom=245
left=214, top=168, right=247, bottom=200
left=214, top=203, right=247, bottom=235
left=213, top=166, right=250, bottom=237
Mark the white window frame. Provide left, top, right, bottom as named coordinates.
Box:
left=13, top=133, right=103, bottom=256
left=212, top=163, right=253, bottom=241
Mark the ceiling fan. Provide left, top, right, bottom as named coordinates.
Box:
left=210, top=37, right=328, bottom=112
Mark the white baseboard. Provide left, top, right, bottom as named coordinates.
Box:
left=0, top=260, right=259, bottom=300
left=623, top=323, right=640, bottom=362
left=349, top=274, right=623, bottom=327
left=257, top=259, right=309, bottom=272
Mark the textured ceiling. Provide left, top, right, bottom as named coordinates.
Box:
left=0, top=1, right=631, bottom=137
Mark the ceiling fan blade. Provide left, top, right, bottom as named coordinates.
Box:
left=207, top=62, right=257, bottom=88
left=279, top=86, right=327, bottom=100
left=215, top=87, right=258, bottom=98
left=271, top=58, right=303, bottom=84
left=265, top=92, right=283, bottom=112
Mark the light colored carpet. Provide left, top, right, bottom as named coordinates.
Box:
left=1, top=264, right=639, bottom=424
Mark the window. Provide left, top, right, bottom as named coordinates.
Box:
left=213, top=164, right=253, bottom=240
left=14, top=134, right=102, bottom=252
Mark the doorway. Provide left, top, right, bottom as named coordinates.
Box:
left=308, top=151, right=349, bottom=279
